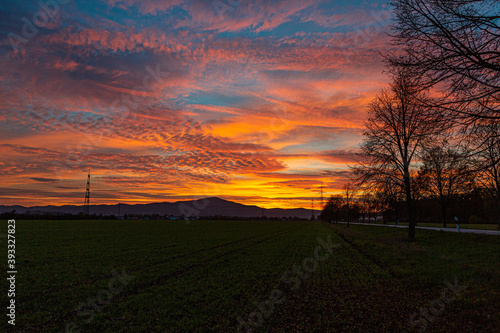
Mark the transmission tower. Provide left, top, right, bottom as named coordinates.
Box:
left=320, top=182, right=324, bottom=209
left=311, top=198, right=316, bottom=221
left=83, top=170, right=90, bottom=215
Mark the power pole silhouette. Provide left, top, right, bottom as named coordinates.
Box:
left=83, top=170, right=90, bottom=215
left=311, top=198, right=315, bottom=221
left=320, top=182, right=324, bottom=210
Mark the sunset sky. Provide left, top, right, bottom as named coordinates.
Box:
left=0, top=0, right=393, bottom=209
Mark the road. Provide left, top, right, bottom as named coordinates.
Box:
left=338, top=222, right=500, bottom=235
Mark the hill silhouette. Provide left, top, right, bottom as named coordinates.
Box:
left=0, top=197, right=321, bottom=219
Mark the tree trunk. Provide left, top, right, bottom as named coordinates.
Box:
left=497, top=198, right=500, bottom=229
left=496, top=182, right=500, bottom=229
left=441, top=202, right=447, bottom=228
left=347, top=204, right=350, bottom=228
left=496, top=173, right=500, bottom=229
left=395, top=205, right=400, bottom=226
left=404, top=173, right=416, bottom=241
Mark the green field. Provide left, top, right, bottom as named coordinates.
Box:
left=1, top=220, right=499, bottom=332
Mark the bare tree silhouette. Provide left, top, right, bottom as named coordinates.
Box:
left=355, top=70, right=443, bottom=241
left=344, top=183, right=355, bottom=227
left=388, top=0, right=500, bottom=124
left=474, top=123, right=500, bottom=227
left=417, top=142, right=474, bottom=227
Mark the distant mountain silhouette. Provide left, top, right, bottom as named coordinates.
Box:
left=0, top=197, right=321, bottom=219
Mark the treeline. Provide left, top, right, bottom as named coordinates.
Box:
left=328, top=0, right=500, bottom=240
left=0, top=211, right=310, bottom=221
left=0, top=211, right=118, bottom=220
left=319, top=188, right=498, bottom=226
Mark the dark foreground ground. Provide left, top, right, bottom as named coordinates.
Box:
left=1, top=219, right=498, bottom=332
